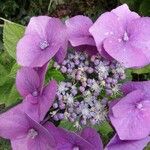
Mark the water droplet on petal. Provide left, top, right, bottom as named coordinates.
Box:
left=40, top=40, right=49, bottom=50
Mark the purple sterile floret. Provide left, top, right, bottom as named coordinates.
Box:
left=109, top=90, right=150, bottom=140
left=105, top=134, right=150, bottom=150
left=17, top=16, right=68, bottom=67
left=0, top=105, right=56, bottom=150
left=45, top=123, right=103, bottom=150
left=89, top=4, right=150, bottom=68
left=16, top=67, right=57, bottom=121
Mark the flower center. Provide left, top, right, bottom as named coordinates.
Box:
left=40, top=40, right=49, bottom=50
left=136, top=103, right=143, bottom=110
left=123, top=32, right=129, bottom=41
left=73, top=146, right=80, bottom=150
left=32, top=90, right=38, bottom=97
left=28, top=128, right=38, bottom=139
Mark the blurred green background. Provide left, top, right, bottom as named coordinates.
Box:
left=0, top=0, right=150, bottom=149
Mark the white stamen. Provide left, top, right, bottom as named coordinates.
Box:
left=73, top=147, right=80, bottom=150
left=40, top=40, right=49, bottom=50
left=32, top=91, right=38, bottom=97
left=28, top=128, right=38, bottom=139
left=136, top=103, right=143, bottom=110
left=123, top=32, right=129, bottom=41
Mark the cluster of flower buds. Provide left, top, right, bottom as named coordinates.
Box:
left=51, top=50, right=126, bottom=126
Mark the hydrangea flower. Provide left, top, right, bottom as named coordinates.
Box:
left=45, top=123, right=103, bottom=150
left=17, top=16, right=68, bottom=67
left=16, top=67, right=57, bottom=121
left=89, top=4, right=150, bottom=68
left=105, top=134, right=150, bottom=150
left=0, top=105, right=56, bottom=150
left=66, top=15, right=98, bottom=55
left=109, top=90, right=150, bottom=140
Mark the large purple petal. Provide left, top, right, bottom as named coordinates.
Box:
left=105, top=134, right=150, bottom=150
left=0, top=104, right=29, bottom=140
left=127, top=17, right=150, bottom=61
left=111, top=4, right=140, bottom=28
left=103, top=36, right=149, bottom=68
left=110, top=90, right=150, bottom=140
left=39, top=80, right=57, bottom=121
left=16, top=67, right=40, bottom=97
left=80, top=127, right=103, bottom=150
left=25, top=16, right=52, bottom=38
left=34, top=62, right=49, bottom=91
left=89, top=12, right=124, bottom=55
left=121, top=81, right=150, bottom=96
left=66, top=15, right=95, bottom=46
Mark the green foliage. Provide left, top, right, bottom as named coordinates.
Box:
left=2, top=18, right=25, bottom=59
left=139, top=0, right=150, bottom=16
left=0, top=138, right=11, bottom=150
left=94, top=121, right=114, bottom=145
left=59, top=120, right=77, bottom=131
left=46, top=68, right=65, bottom=83
left=131, top=65, right=150, bottom=74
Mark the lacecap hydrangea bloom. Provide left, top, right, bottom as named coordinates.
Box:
left=0, top=3, right=150, bottom=150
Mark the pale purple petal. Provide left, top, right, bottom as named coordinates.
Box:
left=121, top=81, right=150, bottom=96
left=127, top=17, right=150, bottom=61
left=66, top=15, right=95, bottom=46
left=105, top=134, right=150, bottom=150
left=111, top=4, right=140, bottom=27
left=110, top=90, right=150, bottom=140
left=25, top=16, right=52, bottom=37
left=16, top=67, right=40, bottom=97
left=80, top=127, right=103, bottom=150
left=103, top=36, right=149, bottom=68
left=34, top=62, right=49, bottom=90
left=39, top=80, right=57, bottom=121
left=89, top=12, right=124, bottom=55
left=0, top=104, right=29, bottom=140
left=26, top=114, right=56, bottom=149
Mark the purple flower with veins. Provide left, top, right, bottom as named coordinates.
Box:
left=16, top=67, right=57, bottom=121
left=109, top=90, right=150, bottom=140
left=0, top=105, right=56, bottom=150
left=17, top=16, right=68, bottom=67
left=65, top=15, right=98, bottom=55
left=105, top=134, right=150, bottom=150
left=90, top=4, right=150, bottom=68
left=45, top=123, right=103, bottom=150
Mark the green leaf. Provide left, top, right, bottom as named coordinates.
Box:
left=0, top=63, right=8, bottom=86
left=0, top=79, right=21, bottom=106
left=2, top=18, right=25, bottom=59
left=131, top=65, right=150, bottom=74
left=94, top=121, right=114, bottom=145
left=46, top=69, right=65, bottom=83
left=8, top=63, right=20, bottom=79
left=59, top=120, right=77, bottom=131
left=139, top=0, right=150, bottom=16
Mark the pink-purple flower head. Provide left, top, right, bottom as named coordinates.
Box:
left=16, top=67, right=57, bottom=121
left=105, top=134, right=150, bottom=150
left=0, top=105, right=56, bottom=150
left=17, top=16, right=68, bottom=67
left=89, top=4, right=150, bottom=68
left=45, top=123, right=103, bottom=150
left=109, top=90, right=150, bottom=140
